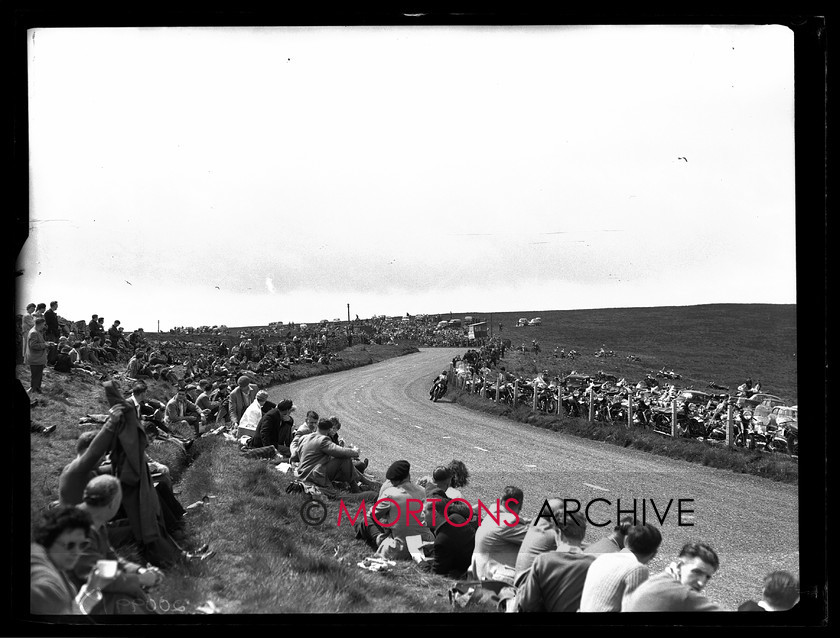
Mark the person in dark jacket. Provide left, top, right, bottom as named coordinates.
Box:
left=418, top=500, right=476, bottom=578
left=251, top=399, right=294, bottom=454
left=44, top=301, right=61, bottom=341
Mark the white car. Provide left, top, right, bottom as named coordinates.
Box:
left=529, top=317, right=542, bottom=326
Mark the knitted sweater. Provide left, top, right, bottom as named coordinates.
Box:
left=579, top=549, right=649, bottom=611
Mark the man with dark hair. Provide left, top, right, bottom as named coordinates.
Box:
left=623, top=541, right=721, bottom=612
left=44, top=301, right=61, bottom=342
left=250, top=399, right=294, bottom=454
left=584, top=515, right=636, bottom=555
left=164, top=386, right=205, bottom=437
left=228, top=376, right=256, bottom=429
left=516, top=509, right=594, bottom=612
left=580, top=523, right=663, bottom=611
left=738, top=570, right=800, bottom=611
left=423, top=466, right=453, bottom=532
left=419, top=499, right=475, bottom=578
left=295, top=419, right=372, bottom=492
left=469, top=485, right=528, bottom=583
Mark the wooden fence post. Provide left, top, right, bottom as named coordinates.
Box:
left=496, top=375, right=501, bottom=403
left=533, top=382, right=538, bottom=411
left=557, top=387, right=562, bottom=415
left=588, top=387, right=594, bottom=422
left=628, top=393, right=633, bottom=428
left=514, top=379, right=519, bottom=405
left=726, top=404, right=734, bottom=448
left=671, top=400, right=678, bottom=437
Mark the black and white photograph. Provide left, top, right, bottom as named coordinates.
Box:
left=10, top=10, right=826, bottom=629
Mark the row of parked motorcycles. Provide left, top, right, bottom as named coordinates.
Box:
left=462, top=376, right=798, bottom=456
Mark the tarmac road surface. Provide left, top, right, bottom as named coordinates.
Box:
left=267, top=348, right=799, bottom=611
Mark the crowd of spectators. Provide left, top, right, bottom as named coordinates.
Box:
left=25, top=304, right=799, bottom=615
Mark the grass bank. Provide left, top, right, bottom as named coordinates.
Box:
left=450, top=390, right=798, bottom=485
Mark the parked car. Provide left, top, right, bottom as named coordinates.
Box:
left=677, top=390, right=712, bottom=407
left=517, top=317, right=529, bottom=327
left=529, top=317, right=542, bottom=326
left=748, top=394, right=786, bottom=422
left=762, top=404, right=798, bottom=431
left=563, top=374, right=592, bottom=391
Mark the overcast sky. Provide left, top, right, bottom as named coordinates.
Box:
left=18, top=24, right=796, bottom=331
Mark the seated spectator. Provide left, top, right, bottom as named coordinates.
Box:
left=446, top=459, right=470, bottom=499
left=516, top=509, right=593, bottom=612
left=423, top=465, right=453, bottom=532
left=289, top=410, right=319, bottom=462
left=370, top=460, right=434, bottom=558
left=237, top=390, right=272, bottom=436
left=228, top=376, right=256, bottom=429
left=468, top=485, right=528, bottom=583
left=71, top=475, right=163, bottom=615
left=258, top=390, right=276, bottom=414
left=579, top=523, right=662, bottom=612
left=623, top=542, right=721, bottom=612
left=738, top=570, right=800, bottom=612
left=31, top=505, right=116, bottom=614
left=584, top=515, right=635, bottom=555
left=327, top=416, right=368, bottom=473
left=295, top=418, right=375, bottom=493
left=513, top=498, right=564, bottom=588
left=164, top=386, right=205, bottom=437
left=59, top=431, right=111, bottom=507
left=126, top=353, right=152, bottom=379
left=418, top=499, right=475, bottom=578
left=250, top=399, right=295, bottom=454
left=53, top=346, right=76, bottom=374
left=194, top=380, right=221, bottom=421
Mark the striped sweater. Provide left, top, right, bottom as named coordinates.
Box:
left=579, top=549, right=650, bottom=612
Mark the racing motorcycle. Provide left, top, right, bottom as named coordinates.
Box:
left=430, top=379, right=447, bottom=402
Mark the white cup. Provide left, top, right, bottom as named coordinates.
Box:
left=96, top=559, right=118, bottom=578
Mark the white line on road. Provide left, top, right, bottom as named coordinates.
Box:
left=414, top=425, right=422, bottom=429
left=474, top=446, right=489, bottom=452
left=583, top=483, right=609, bottom=492
left=442, top=436, right=451, bottom=439
left=525, top=465, right=537, bottom=468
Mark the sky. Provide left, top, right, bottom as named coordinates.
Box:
left=18, top=24, right=797, bottom=331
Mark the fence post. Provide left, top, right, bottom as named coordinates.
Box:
left=671, top=400, right=678, bottom=437
left=471, top=372, right=475, bottom=394
left=588, top=387, right=594, bottom=422
left=514, top=379, right=519, bottom=405
left=628, top=393, right=633, bottom=428
left=726, top=404, right=734, bottom=448
left=557, top=387, right=562, bottom=415
left=533, top=382, right=538, bottom=411
left=496, top=375, right=501, bottom=403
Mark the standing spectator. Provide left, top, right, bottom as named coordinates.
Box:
left=738, top=570, right=800, bottom=612
left=26, top=317, right=54, bottom=394
left=34, top=302, right=47, bottom=322
left=88, top=314, right=102, bottom=344
left=623, top=542, right=721, bottom=612
left=97, top=317, right=107, bottom=345
left=579, top=523, right=663, bottom=612
left=515, top=510, right=594, bottom=613
left=468, top=485, right=528, bottom=583
left=21, top=302, right=36, bottom=361
left=100, top=381, right=185, bottom=567
left=44, top=301, right=61, bottom=341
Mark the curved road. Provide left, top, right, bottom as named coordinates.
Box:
left=267, top=348, right=798, bottom=610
